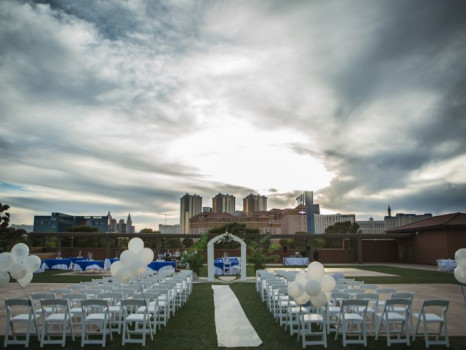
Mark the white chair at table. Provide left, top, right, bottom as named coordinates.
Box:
left=355, top=293, right=379, bottom=334
left=223, top=257, right=232, bottom=275
left=4, top=298, right=40, bottom=348
left=412, top=299, right=449, bottom=348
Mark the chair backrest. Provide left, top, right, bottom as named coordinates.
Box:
left=419, top=299, right=449, bottom=316
left=391, top=292, right=414, bottom=300
left=82, top=299, right=109, bottom=309
left=384, top=298, right=412, bottom=311
left=40, top=298, right=69, bottom=308
left=5, top=298, right=33, bottom=308
left=342, top=299, right=368, bottom=308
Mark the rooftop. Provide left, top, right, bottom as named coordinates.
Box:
left=387, top=212, right=466, bottom=233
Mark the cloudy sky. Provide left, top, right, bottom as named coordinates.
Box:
left=1, top=0, right=465, bottom=231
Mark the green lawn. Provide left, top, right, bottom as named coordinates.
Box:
left=22, top=263, right=459, bottom=285
left=2, top=282, right=465, bottom=349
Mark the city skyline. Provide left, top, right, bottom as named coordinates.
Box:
left=1, top=1, right=465, bottom=231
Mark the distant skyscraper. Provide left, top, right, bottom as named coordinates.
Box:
left=212, top=193, right=235, bottom=214
left=243, top=193, right=267, bottom=216
left=126, top=213, right=134, bottom=233
left=296, top=191, right=315, bottom=233
left=180, top=193, right=202, bottom=234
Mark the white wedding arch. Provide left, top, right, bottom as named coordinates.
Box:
left=207, top=232, right=247, bottom=282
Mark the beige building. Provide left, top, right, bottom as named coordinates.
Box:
left=212, top=193, right=235, bottom=214
left=357, top=217, right=385, bottom=234
left=280, top=205, right=308, bottom=234
left=189, top=206, right=314, bottom=235
left=180, top=193, right=202, bottom=234
left=243, top=193, right=267, bottom=216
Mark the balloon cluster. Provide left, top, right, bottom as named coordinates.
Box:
left=0, top=243, right=41, bottom=288
left=110, top=238, right=154, bottom=283
left=454, top=248, right=466, bottom=284
left=287, top=261, right=336, bottom=307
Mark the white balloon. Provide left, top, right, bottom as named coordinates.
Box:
left=454, top=248, right=466, bottom=267
left=11, top=243, right=29, bottom=260
left=120, top=250, right=136, bottom=266
left=307, top=261, right=325, bottom=280
left=9, top=262, right=28, bottom=280
left=140, top=248, right=154, bottom=265
left=116, top=266, right=133, bottom=283
left=110, top=261, right=123, bottom=276
left=321, top=274, right=337, bottom=292
left=17, top=271, right=33, bottom=287
left=310, top=292, right=328, bottom=308
left=130, top=256, right=146, bottom=276
left=128, top=238, right=144, bottom=254
left=295, top=271, right=310, bottom=286
left=454, top=266, right=466, bottom=284
left=294, top=292, right=310, bottom=305
left=0, top=270, right=10, bottom=287
left=288, top=281, right=304, bottom=298
left=25, top=255, right=41, bottom=272
left=0, top=252, right=15, bottom=272
left=305, top=279, right=321, bottom=297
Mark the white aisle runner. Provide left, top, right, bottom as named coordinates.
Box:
left=212, top=285, right=263, bottom=348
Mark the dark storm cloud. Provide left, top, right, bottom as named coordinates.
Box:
left=0, top=0, right=464, bottom=229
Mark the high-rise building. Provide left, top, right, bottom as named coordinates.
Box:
left=33, top=212, right=110, bottom=232
left=212, top=193, right=235, bottom=214
left=243, top=193, right=267, bottom=216
left=296, top=191, right=316, bottom=233
left=180, top=193, right=202, bottom=234
left=126, top=213, right=135, bottom=233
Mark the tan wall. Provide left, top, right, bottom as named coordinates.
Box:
left=413, top=228, right=466, bottom=264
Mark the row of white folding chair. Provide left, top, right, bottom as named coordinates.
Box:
left=4, top=298, right=40, bottom=348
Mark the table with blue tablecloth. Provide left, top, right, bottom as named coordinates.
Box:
left=73, top=260, right=105, bottom=272
left=283, top=257, right=309, bottom=266
left=214, top=257, right=240, bottom=276
left=437, top=259, right=457, bottom=272
left=148, top=261, right=176, bottom=273
left=104, top=258, right=120, bottom=270
left=40, top=258, right=73, bottom=271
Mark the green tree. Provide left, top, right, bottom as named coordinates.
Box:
left=139, top=228, right=154, bottom=233
left=182, top=237, right=194, bottom=248
left=181, top=234, right=208, bottom=276
left=247, top=235, right=280, bottom=272
left=208, top=223, right=259, bottom=249
left=0, top=203, right=27, bottom=252
left=165, top=238, right=182, bottom=249
left=324, top=221, right=360, bottom=248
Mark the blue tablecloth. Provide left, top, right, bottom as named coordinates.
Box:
left=283, top=257, right=309, bottom=266
left=104, top=258, right=120, bottom=270
left=437, top=259, right=457, bottom=272
left=214, top=258, right=240, bottom=276
left=41, top=258, right=73, bottom=270
left=148, top=261, right=176, bottom=272
left=73, top=260, right=105, bottom=272
left=68, top=257, right=86, bottom=264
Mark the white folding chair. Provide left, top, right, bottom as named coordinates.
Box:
left=412, top=299, right=449, bottom=348
left=136, top=292, right=159, bottom=336
left=335, top=299, right=368, bottom=347
left=81, top=299, right=113, bottom=347
left=39, top=298, right=75, bottom=347
left=375, top=298, right=412, bottom=346
left=121, top=299, right=152, bottom=346
left=63, top=293, right=87, bottom=330
left=300, top=305, right=327, bottom=348
left=355, top=293, right=379, bottom=334
left=4, top=298, right=40, bottom=348
left=327, top=292, right=350, bottom=334
left=375, top=288, right=397, bottom=312
left=100, top=292, right=124, bottom=334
